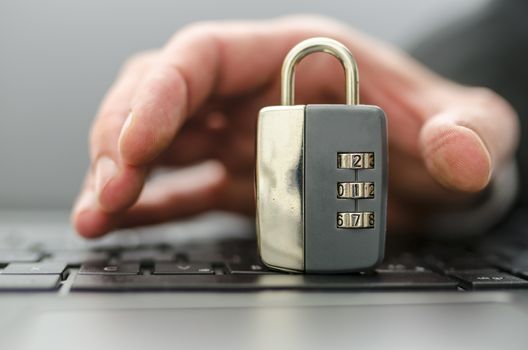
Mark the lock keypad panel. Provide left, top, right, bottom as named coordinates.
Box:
left=337, top=182, right=374, bottom=199
left=337, top=212, right=375, bottom=229
left=336, top=152, right=376, bottom=229
left=337, top=152, right=374, bottom=169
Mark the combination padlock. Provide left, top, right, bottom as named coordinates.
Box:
left=256, top=37, right=388, bottom=273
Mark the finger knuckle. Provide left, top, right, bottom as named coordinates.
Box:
left=467, top=87, right=518, bottom=125
left=122, top=50, right=157, bottom=72
left=88, top=124, right=100, bottom=160
left=281, top=14, right=343, bottom=28
left=467, top=87, right=505, bottom=109
left=172, top=21, right=220, bottom=44
left=88, top=113, right=122, bottom=160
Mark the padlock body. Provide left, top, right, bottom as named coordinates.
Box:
left=256, top=104, right=387, bottom=273
left=304, top=104, right=387, bottom=273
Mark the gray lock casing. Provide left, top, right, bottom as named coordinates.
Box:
left=304, top=104, right=387, bottom=273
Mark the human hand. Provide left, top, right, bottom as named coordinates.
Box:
left=72, top=15, right=519, bottom=238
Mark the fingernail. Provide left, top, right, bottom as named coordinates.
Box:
left=94, top=156, right=118, bottom=199
left=73, top=189, right=96, bottom=215
left=118, top=111, right=134, bottom=150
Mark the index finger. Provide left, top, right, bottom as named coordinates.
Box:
left=92, top=17, right=334, bottom=217
left=118, top=21, right=286, bottom=166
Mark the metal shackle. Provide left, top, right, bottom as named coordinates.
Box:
left=281, top=37, right=359, bottom=106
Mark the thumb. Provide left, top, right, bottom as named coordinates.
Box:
left=419, top=90, right=519, bottom=193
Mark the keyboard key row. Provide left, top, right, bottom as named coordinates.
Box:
left=70, top=272, right=458, bottom=292
left=2, top=265, right=528, bottom=291
left=227, top=263, right=275, bottom=274
left=79, top=262, right=140, bottom=275
left=0, top=261, right=263, bottom=277
left=78, top=262, right=216, bottom=275
left=154, top=262, right=214, bottom=275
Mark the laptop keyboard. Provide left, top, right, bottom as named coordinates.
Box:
left=0, top=207, right=528, bottom=293
left=1, top=232, right=528, bottom=292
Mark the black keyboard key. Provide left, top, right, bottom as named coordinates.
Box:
left=518, top=271, right=528, bottom=279
left=423, top=253, right=494, bottom=272
left=2, top=262, right=67, bottom=277
left=79, top=262, right=140, bottom=275
left=0, top=275, right=60, bottom=291
left=486, top=252, right=528, bottom=274
left=184, top=240, right=259, bottom=263
left=0, top=250, right=41, bottom=264
left=120, top=249, right=174, bottom=262
left=449, top=271, right=528, bottom=290
left=183, top=249, right=224, bottom=263
left=227, top=263, right=276, bottom=274
left=153, top=262, right=214, bottom=275
left=479, top=243, right=520, bottom=258
left=48, top=250, right=109, bottom=265
left=377, top=253, right=429, bottom=272
left=71, top=271, right=457, bottom=291
left=376, top=264, right=428, bottom=273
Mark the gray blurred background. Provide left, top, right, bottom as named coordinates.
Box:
left=0, top=0, right=489, bottom=210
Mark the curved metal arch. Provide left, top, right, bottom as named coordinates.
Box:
left=281, top=37, right=359, bottom=106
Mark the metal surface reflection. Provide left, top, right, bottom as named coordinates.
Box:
left=256, top=106, right=305, bottom=272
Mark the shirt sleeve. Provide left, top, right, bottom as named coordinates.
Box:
left=425, top=161, right=519, bottom=238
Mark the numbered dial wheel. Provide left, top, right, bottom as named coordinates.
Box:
left=337, top=152, right=374, bottom=169
left=337, top=182, right=374, bottom=199
left=337, top=212, right=375, bottom=229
